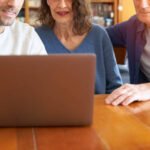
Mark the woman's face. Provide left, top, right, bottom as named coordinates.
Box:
left=47, top=0, right=73, bottom=25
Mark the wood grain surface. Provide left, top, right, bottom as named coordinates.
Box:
left=0, top=95, right=150, bottom=150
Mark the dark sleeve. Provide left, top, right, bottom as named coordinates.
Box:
left=106, top=21, right=128, bottom=47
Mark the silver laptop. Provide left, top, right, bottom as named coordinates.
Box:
left=0, top=54, right=96, bottom=127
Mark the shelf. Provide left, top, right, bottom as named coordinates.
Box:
left=91, top=1, right=117, bottom=26
left=22, top=0, right=119, bottom=26
left=28, top=6, right=39, bottom=9
left=91, top=0, right=114, bottom=3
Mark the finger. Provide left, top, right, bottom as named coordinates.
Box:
left=111, top=93, right=130, bottom=106
left=106, top=83, right=136, bottom=105
left=105, top=88, right=127, bottom=104
left=122, top=96, right=138, bottom=106
left=105, top=92, right=119, bottom=104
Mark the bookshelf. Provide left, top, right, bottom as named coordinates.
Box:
left=91, top=0, right=119, bottom=26
left=18, top=0, right=41, bottom=26
left=19, top=0, right=119, bottom=27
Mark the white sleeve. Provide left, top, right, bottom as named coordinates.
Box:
left=29, top=29, right=47, bottom=55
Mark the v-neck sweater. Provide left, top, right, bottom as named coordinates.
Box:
left=36, top=24, right=122, bottom=94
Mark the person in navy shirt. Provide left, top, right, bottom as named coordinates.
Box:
left=106, top=0, right=150, bottom=105
left=36, top=0, right=122, bottom=94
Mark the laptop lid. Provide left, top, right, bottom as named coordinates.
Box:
left=0, top=54, right=96, bottom=126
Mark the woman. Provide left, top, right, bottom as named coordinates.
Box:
left=36, top=0, right=122, bottom=94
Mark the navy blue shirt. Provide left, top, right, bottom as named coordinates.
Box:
left=107, top=15, right=149, bottom=84
left=36, top=24, right=122, bottom=94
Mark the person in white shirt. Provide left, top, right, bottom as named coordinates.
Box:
left=0, top=0, right=46, bottom=55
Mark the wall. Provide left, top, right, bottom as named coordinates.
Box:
left=119, top=0, right=135, bottom=22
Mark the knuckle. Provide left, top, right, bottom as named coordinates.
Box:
left=123, top=83, right=130, bottom=88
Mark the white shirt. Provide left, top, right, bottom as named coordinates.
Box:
left=0, top=20, right=47, bottom=55
left=141, top=27, right=150, bottom=80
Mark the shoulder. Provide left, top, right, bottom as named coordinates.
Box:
left=90, top=24, right=108, bottom=40
left=88, top=24, right=112, bottom=49
left=35, top=25, right=53, bottom=40
left=91, top=24, right=106, bottom=34
left=11, top=20, right=35, bottom=34
left=128, top=15, right=139, bottom=23
left=36, top=25, right=50, bottom=31
left=4, top=21, right=42, bottom=44
left=9, top=21, right=43, bottom=43
left=125, top=15, right=143, bottom=27
left=9, top=20, right=41, bottom=41
left=36, top=25, right=52, bottom=35
left=106, top=15, right=141, bottom=36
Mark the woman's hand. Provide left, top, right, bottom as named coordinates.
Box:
left=105, top=83, right=150, bottom=106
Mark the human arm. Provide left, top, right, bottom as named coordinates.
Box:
left=29, top=29, right=47, bottom=55
left=106, top=21, right=128, bottom=47
left=105, top=83, right=150, bottom=106
left=102, top=29, right=123, bottom=93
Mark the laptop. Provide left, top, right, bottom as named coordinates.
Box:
left=0, top=54, right=96, bottom=127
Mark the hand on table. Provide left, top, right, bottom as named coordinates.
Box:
left=105, top=83, right=150, bottom=106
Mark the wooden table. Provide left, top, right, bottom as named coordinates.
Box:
left=0, top=95, right=150, bottom=150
